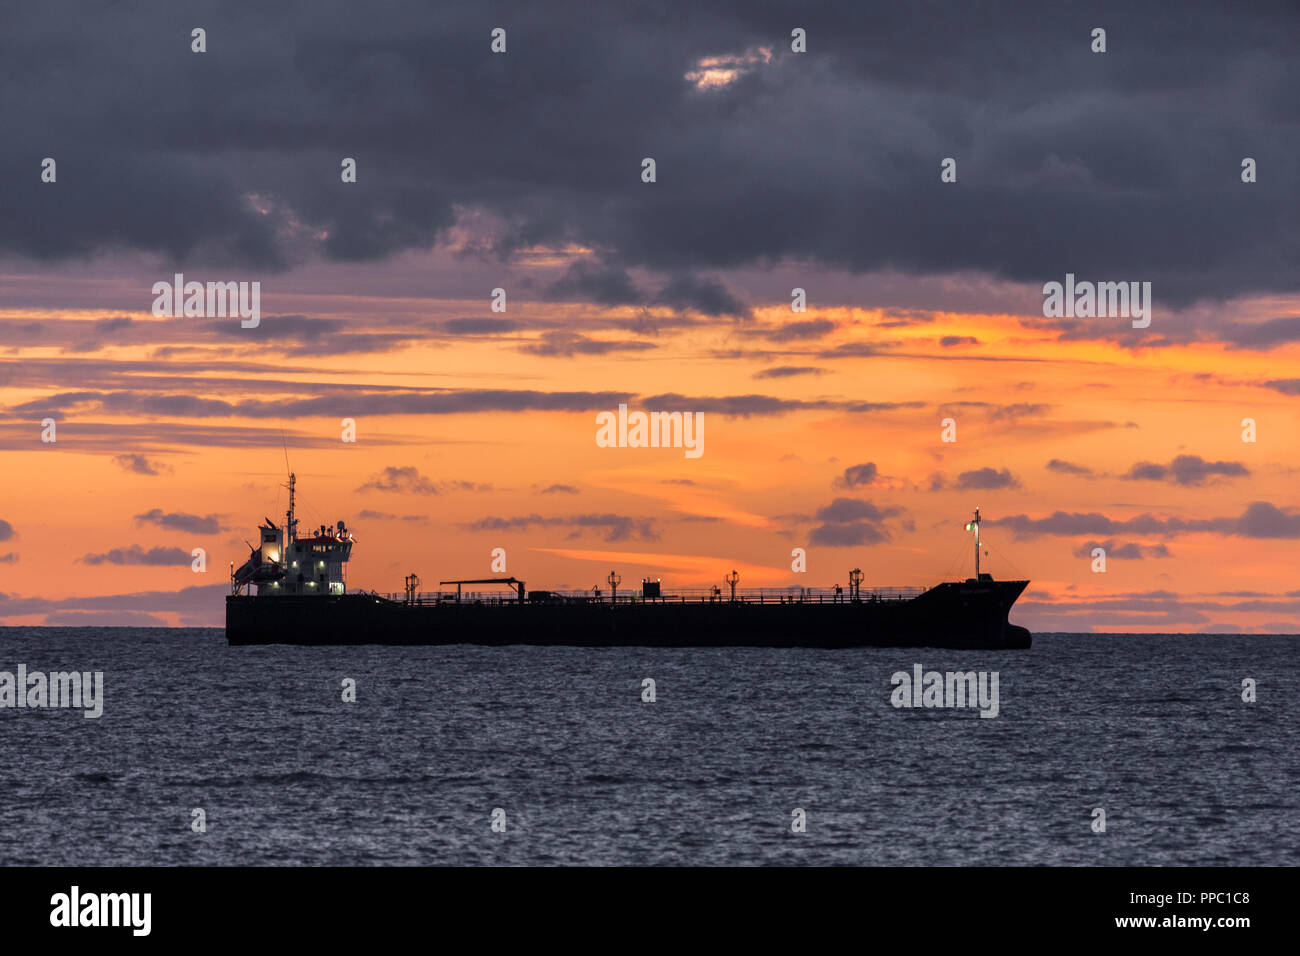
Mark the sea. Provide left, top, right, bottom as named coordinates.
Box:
left=1, top=628, right=1295, bottom=866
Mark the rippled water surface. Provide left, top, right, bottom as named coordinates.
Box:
left=1, top=628, right=1295, bottom=865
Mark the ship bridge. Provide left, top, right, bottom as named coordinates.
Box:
left=231, top=473, right=354, bottom=597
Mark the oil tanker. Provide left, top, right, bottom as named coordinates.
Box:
left=226, top=475, right=1031, bottom=649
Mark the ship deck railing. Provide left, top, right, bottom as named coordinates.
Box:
left=359, top=586, right=927, bottom=606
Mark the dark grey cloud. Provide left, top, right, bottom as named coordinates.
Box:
left=640, top=392, right=921, bottom=417
left=1015, top=598, right=1211, bottom=630
left=521, top=331, right=658, bottom=357
left=444, top=318, right=521, bottom=335
left=753, top=365, right=825, bottom=379
left=58, top=316, right=133, bottom=353
left=12, top=390, right=233, bottom=419
left=114, top=453, right=169, bottom=475
left=0, top=519, right=12, bottom=542
left=358, top=468, right=440, bottom=495
left=135, top=509, right=224, bottom=535
left=81, top=545, right=193, bottom=566
left=1263, top=379, right=1300, bottom=396
left=1071, top=539, right=1173, bottom=559
left=760, top=320, right=837, bottom=343
left=0, top=313, right=433, bottom=358
left=4, top=380, right=926, bottom=430
left=817, top=342, right=889, bottom=358
left=0, top=583, right=227, bottom=623
left=0, top=355, right=347, bottom=390
left=209, top=315, right=424, bottom=356
left=357, top=466, right=488, bottom=496
left=462, top=513, right=658, bottom=542
left=991, top=501, right=1300, bottom=539
left=4, top=1, right=1293, bottom=310
left=1013, top=587, right=1300, bottom=632
left=954, top=467, right=1021, bottom=491
left=654, top=274, right=750, bottom=318
left=0, top=553, right=16, bottom=564
left=832, top=462, right=879, bottom=489
left=42, top=610, right=170, bottom=626
left=356, top=510, right=428, bottom=521
left=543, top=263, right=751, bottom=317
left=939, top=335, right=979, bottom=347
left=1121, top=454, right=1249, bottom=486
left=544, top=262, right=646, bottom=308
left=937, top=402, right=1051, bottom=423
left=615, top=312, right=703, bottom=336
left=809, top=498, right=902, bottom=547
left=538, top=484, right=580, bottom=495
left=0, top=420, right=413, bottom=453
left=1046, top=458, right=1093, bottom=476
left=879, top=309, right=936, bottom=328
left=8, top=387, right=636, bottom=419
left=1225, top=316, right=1300, bottom=350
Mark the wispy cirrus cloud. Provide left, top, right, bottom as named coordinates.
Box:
left=356, top=510, right=429, bottom=522
left=753, top=365, right=825, bottom=379
left=7, top=385, right=930, bottom=421
left=81, top=545, right=193, bottom=566
left=537, top=484, right=580, bottom=495
left=991, top=502, right=1300, bottom=540
left=461, top=513, right=658, bottom=543
left=756, top=320, right=836, bottom=343
left=0, top=583, right=228, bottom=625
left=1071, top=540, right=1173, bottom=559
left=520, top=331, right=657, bottom=357
left=1121, top=455, right=1249, bottom=486
left=357, top=467, right=491, bottom=496
left=134, top=509, right=224, bottom=534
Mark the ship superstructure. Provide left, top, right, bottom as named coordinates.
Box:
left=231, top=473, right=354, bottom=597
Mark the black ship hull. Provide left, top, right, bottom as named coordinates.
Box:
left=226, top=579, right=1031, bottom=649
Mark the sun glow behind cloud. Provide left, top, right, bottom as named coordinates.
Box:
left=685, top=46, right=774, bottom=89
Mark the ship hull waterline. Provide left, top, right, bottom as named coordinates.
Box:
left=226, top=579, right=1032, bottom=650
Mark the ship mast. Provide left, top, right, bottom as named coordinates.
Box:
left=285, top=472, right=298, bottom=552
left=965, top=507, right=981, bottom=577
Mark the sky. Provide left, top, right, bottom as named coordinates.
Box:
left=1, top=0, right=1298, bottom=632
